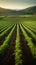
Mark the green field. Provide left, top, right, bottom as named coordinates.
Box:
left=0, top=15, right=36, bottom=65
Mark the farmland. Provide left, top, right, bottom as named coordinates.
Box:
left=0, top=15, right=36, bottom=65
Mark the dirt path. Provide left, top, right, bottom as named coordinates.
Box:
left=3, top=27, right=17, bottom=65
left=19, top=27, right=33, bottom=65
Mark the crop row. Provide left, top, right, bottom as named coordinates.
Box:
left=15, top=24, right=22, bottom=65
left=0, top=24, right=16, bottom=55
left=0, top=23, right=36, bottom=64
left=0, top=24, right=14, bottom=45
left=20, top=24, right=36, bottom=58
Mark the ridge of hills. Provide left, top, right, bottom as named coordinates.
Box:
left=0, top=6, right=36, bottom=15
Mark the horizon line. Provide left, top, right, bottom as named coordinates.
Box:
left=0, top=5, right=36, bottom=11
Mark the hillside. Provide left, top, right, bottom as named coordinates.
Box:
left=0, top=6, right=36, bottom=15
left=19, top=6, right=36, bottom=15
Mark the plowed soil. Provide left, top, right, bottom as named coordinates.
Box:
left=1, top=27, right=17, bottom=65
left=19, top=27, right=34, bottom=65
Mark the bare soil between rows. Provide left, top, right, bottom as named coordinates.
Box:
left=0, top=25, right=14, bottom=46
left=21, top=24, right=36, bottom=46
left=0, top=27, right=17, bottom=65
left=19, top=26, right=36, bottom=65
left=0, top=25, right=36, bottom=65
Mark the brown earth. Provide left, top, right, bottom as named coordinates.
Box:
left=0, top=25, right=14, bottom=46
left=19, top=27, right=34, bottom=65
left=2, top=27, right=17, bottom=65
left=0, top=25, right=36, bottom=65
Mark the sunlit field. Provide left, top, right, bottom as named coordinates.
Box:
left=0, top=15, right=36, bottom=65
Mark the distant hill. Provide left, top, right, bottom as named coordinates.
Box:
left=19, top=6, right=36, bottom=15
left=0, top=6, right=36, bottom=15
left=0, top=7, right=17, bottom=15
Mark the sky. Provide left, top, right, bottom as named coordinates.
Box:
left=0, top=0, right=36, bottom=10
